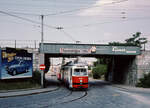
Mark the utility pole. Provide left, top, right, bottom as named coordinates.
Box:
left=41, top=15, right=44, bottom=51
left=34, top=40, right=36, bottom=49
left=15, top=40, right=16, bottom=48
left=144, top=43, right=146, bottom=51
left=40, top=15, right=45, bottom=88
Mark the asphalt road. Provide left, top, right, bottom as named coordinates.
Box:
left=0, top=76, right=150, bottom=108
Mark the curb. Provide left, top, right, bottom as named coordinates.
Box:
left=0, top=87, right=41, bottom=93
left=0, top=86, right=60, bottom=98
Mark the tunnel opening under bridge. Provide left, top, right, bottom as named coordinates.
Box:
left=43, top=54, right=137, bottom=86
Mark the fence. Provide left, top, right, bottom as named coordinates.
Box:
left=0, top=39, right=149, bottom=50
left=0, top=40, right=59, bottom=49
left=0, top=40, right=39, bottom=49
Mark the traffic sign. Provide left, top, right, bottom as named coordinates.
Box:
left=39, top=64, right=45, bottom=70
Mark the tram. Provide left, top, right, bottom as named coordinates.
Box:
left=57, top=60, right=88, bottom=89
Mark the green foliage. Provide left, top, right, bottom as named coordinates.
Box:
left=88, top=66, right=92, bottom=70
left=92, top=64, right=107, bottom=79
left=0, top=81, right=39, bottom=90
left=125, top=32, right=147, bottom=47
left=94, top=58, right=111, bottom=66
left=109, top=32, right=147, bottom=48
left=109, top=42, right=137, bottom=46
left=31, top=70, right=41, bottom=84
left=136, top=73, right=150, bottom=88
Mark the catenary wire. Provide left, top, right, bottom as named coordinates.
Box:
left=0, top=10, right=77, bottom=42
left=0, top=10, right=56, bottom=29
left=66, top=16, right=150, bottom=29
left=0, top=0, right=128, bottom=16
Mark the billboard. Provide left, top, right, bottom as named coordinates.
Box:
left=0, top=48, right=33, bottom=79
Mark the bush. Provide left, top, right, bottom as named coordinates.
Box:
left=92, top=64, right=107, bottom=79
left=32, top=70, right=41, bottom=84
left=136, top=73, right=150, bottom=88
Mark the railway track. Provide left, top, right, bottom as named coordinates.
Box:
left=61, top=91, right=87, bottom=104
left=41, top=89, right=88, bottom=108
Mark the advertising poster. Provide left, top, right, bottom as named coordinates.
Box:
left=0, top=48, right=32, bottom=79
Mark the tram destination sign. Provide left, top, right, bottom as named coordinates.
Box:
left=39, top=43, right=141, bottom=55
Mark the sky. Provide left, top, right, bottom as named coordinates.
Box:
left=0, top=0, right=150, bottom=49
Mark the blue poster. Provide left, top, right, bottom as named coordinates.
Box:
left=0, top=48, right=33, bottom=79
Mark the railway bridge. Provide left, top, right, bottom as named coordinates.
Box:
left=39, top=43, right=141, bottom=86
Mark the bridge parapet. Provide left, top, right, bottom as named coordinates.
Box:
left=39, top=43, right=141, bottom=56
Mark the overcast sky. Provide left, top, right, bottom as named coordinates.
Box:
left=0, top=0, right=150, bottom=46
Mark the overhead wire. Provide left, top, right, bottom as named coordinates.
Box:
left=1, top=0, right=150, bottom=42
left=0, top=10, right=56, bottom=29
left=45, top=0, right=128, bottom=16
left=57, top=29, right=77, bottom=42
left=1, top=10, right=150, bottom=42
left=66, top=16, right=150, bottom=29
left=1, top=11, right=40, bottom=16
left=0, top=0, right=128, bottom=17
left=0, top=10, right=77, bottom=42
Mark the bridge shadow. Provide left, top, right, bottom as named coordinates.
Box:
left=89, top=79, right=111, bottom=88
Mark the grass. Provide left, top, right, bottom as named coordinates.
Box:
left=0, top=80, right=40, bottom=90
left=0, top=71, right=41, bottom=90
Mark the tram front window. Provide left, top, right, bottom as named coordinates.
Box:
left=74, top=68, right=87, bottom=76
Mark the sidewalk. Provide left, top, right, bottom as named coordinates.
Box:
left=0, top=86, right=59, bottom=98
left=112, top=84, right=150, bottom=93
left=90, top=78, right=150, bottom=93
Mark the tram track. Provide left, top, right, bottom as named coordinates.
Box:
left=40, top=90, right=88, bottom=108
left=61, top=91, right=87, bottom=104
left=56, top=89, right=73, bottom=100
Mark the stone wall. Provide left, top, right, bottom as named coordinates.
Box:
left=136, top=51, right=150, bottom=79
left=124, top=50, right=150, bottom=86
left=125, top=57, right=137, bottom=86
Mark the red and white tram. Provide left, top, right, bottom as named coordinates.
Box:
left=57, top=61, right=88, bottom=89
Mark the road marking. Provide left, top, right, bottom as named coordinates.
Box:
left=112, top=93, right=120, bottom=97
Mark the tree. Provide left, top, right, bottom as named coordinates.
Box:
left=136, top=73, right=150, bottom=88
left=92, top=64, right=107, bottom=79
left=125, top=32, right=147, bottom=47
left=109, top=32, right=147, bottom=48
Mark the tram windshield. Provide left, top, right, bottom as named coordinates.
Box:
left=74, top=68, right=87, bottom=76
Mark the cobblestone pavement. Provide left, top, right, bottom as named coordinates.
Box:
left=0, top=77, right=150, bottom=108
